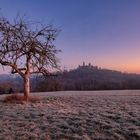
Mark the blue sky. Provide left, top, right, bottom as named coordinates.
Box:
left=1, top=0, right=140, bottom=73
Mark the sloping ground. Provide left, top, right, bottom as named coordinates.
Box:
left=0, top=90, right=140, bottom=140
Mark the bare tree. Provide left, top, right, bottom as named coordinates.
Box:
left=0, top=16, right=61, bottom=100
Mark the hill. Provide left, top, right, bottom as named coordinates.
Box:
left=33, top=63, right=140, bottom=91
left=1, top=63, right=140, bottom=93
left=55, top=63, right=140, bottom=90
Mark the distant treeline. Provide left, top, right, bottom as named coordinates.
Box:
left=1, top=64, right=140, bottom=94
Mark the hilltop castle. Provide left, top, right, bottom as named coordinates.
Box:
left=78, top=62, right=98, bottom=70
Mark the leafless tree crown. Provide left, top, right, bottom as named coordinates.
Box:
left=0, top=17, right=60, bottom=77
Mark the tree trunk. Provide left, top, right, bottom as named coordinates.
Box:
left=24, top=57, right=30, bottom=100
left=24, top=73, right=30, bottom=100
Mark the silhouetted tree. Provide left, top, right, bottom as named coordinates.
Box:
left=34, top=77, right=62, bottom=92
left=0, top=16, right=60, bottom=100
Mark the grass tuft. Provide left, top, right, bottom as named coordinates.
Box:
left=3, top=94, right=40, bottom=103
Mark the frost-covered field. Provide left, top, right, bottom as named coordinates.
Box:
left=0, top=90, right=140, bottom=140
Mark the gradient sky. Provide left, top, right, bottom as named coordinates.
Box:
left=0, top=0, right=140, bottom=73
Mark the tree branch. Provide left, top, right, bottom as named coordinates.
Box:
left=0, top=60, right=25, bottom=77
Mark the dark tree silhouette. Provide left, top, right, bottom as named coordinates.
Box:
left=0, top=16, right=60, bottom=100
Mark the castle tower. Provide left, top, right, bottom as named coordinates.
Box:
left=83, top=62, right=85, bottom=66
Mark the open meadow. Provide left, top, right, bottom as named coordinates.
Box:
left=0, top=90, right=140, bottom=140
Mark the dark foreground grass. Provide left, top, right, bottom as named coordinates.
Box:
left=3, top=94, right=40, bottom=103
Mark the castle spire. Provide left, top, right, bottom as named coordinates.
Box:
left=83, top=62, right=85, bottom=66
